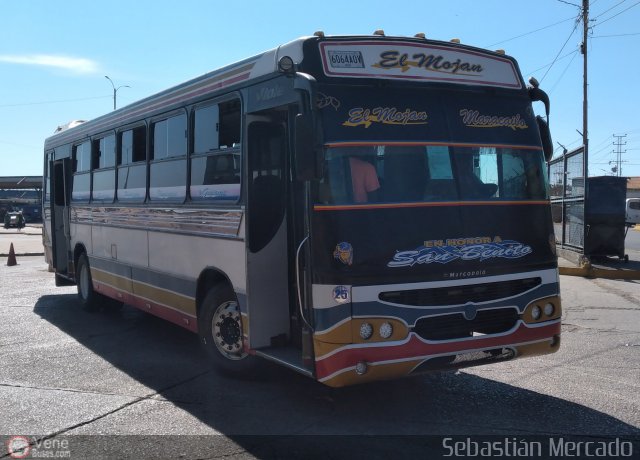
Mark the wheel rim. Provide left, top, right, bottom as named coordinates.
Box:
left=79, top=262, right=90, bottom=300
left=211, top=300, right=246, bottom=360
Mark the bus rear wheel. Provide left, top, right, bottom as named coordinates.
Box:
left=198, top=285, right=258, bottom=376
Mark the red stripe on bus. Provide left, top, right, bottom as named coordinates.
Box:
left=315, top=321, right=560, bottom=380
left=324, top=141, right=543, bottom=150
left=94, top=280, right=198, bottom=333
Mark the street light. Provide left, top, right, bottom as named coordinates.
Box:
left=104, top=76, right=130, bottom=111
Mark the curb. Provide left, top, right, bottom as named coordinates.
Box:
left=0, top=252, right=44, bottom=257
left=559, top=265, right=640, bottom=280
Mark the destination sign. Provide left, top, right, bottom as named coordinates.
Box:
left=320, top=41, right=522, bottom=89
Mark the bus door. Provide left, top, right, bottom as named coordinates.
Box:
left=51, top=158, right=72, bottom=280
left=245, top=115, right=293, bottom=351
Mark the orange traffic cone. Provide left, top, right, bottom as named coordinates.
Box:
left=6, top=243, right=17, bottom=266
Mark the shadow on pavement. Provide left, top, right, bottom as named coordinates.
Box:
left=33, top=294, right=640, bottom=458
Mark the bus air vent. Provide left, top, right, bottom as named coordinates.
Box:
left=413, top=308, right=520, bottom=341
left=378, top=277, right=541, bottom=307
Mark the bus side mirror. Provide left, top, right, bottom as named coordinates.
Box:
left=294, top=113, right=322, bottom=180
left=536, top=115, right=553, bottom=162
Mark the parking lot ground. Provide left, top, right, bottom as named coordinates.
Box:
left=1, top=257, right=639, bottom=458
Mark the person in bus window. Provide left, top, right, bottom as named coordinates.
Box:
left=349, top=156, right=380, bottom=203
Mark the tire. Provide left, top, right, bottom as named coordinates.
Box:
left=76, top=253, right=102, bottom=312
left=198, top=285, right=259, bottom=376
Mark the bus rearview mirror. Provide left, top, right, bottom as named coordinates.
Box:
left=536, top=116, right=553, bottom=163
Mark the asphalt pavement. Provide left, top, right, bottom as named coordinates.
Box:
left=1, top=227, right=639, bottom=458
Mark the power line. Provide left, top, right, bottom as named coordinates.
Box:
left=594, top=0, right=640, bottom=27
left=557, top=0, right=581, bottom=6
left=592, top=0, right=627, bottom=19
left=592, top=32, right=640, bottom=37
left=540, top=16, right=582, bottom=83
left=525, top=50, right=578, bottom=76
left=485, top=16, right=576, bottom=47
left=549, top=49, right=580, bottom=93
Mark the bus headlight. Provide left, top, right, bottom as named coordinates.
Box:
left=359, top=322, right=373, bottom=340
left=544, top=303, right=554, bottom=316
left=531, top=305, right=542, bottom=320
left=379, top=322, right=393, bottom=339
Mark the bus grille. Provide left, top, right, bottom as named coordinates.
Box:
left=413, top=308, right=520, bottom=341
left=378, top=277, right=541, bottom=307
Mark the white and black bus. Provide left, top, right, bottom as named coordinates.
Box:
left=43, top=33, right=560, bottom=387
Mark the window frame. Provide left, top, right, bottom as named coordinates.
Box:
left=117, top=122, right=148, bottom=203
left=189, top=95, right=243, bottom=204
left=91, top=130, right=117, bottom=204
left=148, top=109, right=188, bottom=203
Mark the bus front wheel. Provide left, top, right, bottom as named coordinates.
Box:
left=76, top=253, right=101, bottom=311
left=198, top=285, right=258, bottom=376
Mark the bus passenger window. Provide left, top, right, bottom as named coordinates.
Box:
left=219, top=99, right=241, bottom=148
left=72, top=141, right=91, bottom=202
left=190, top=98, right=241, bottom=202
left=194, top=104, right=219, bottom=153
left=117, top=125, right=147, bottom=202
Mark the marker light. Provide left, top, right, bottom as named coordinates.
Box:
left=531, top=305, right=542, bottom=320
left=373, top=29, right=385, bottom=36
left=278, top=56, right=295, bottom=73
left=544, top=303, right=555, bottom=316
left=379, top=322, right=393, bottom=339
left=360, top=322, right=373, bottom=340
left=313, top=31, right=325, bottom=37
left=450, top=38, right=461, bottom=43
left=495, top=49, right=505, bottom=55
left=355, top=361, right=368, bottom=375
left=414, top=32, right=426, bottom=39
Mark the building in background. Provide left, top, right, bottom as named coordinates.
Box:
left=0, top=176, right=42, bottom=222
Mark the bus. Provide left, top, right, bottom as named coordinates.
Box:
left=43, top=32, right=560, bottom=387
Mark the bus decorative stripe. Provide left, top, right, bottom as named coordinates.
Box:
left=320, top=41, right=522, bottom=89
left=324, top=141, right=543, bottom=150
left=313, top=201, right=550, bottom=211
left=315, top=321, right=560, bottom=383
left=72, top=206, right=243, bottom=237
left=320, top=336, right=556, bottom=387
left=89, top=256, right=197, bottom=311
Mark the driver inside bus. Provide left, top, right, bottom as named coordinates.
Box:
left=349, top=155, right=380, bottom=203
left=456, top=153, right=498, bottom=199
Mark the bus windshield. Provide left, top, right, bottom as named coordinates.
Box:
left=318, top=144, right=548, bottom=205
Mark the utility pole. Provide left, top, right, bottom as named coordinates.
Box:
left=612, top=134, right=627, bottom=177
left=581, top=0, right=589, bottom=180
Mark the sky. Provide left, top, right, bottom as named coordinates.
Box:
left=1, top=0, right=639, bottom=178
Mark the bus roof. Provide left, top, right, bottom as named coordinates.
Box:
left=44, top=34, right=523, bottom=149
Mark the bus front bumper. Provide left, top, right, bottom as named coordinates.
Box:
left=314, top=320, right=560, bottom=387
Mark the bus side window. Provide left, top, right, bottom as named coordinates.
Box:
left=117, top=125, right=147, bottom=203
left=150, top=112, right=187, bottom=202
left=72, top=141, right=91, bottom=202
